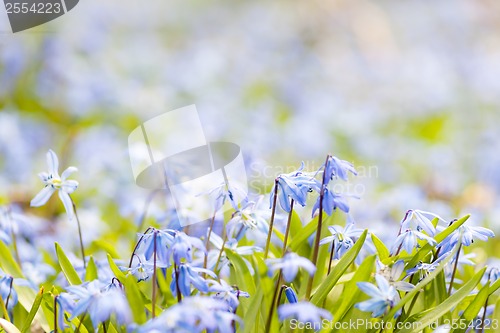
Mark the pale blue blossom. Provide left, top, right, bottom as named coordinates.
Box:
left=439, top=224, right=495, bottom=253
left=400, top=209, right=444, bottom=236
left=171, top=263, right=216, bottom=296
left=278, top=302, right=332, bottom=327
left=323, top=155, right=357, bottom=184
left=320, top=223, right=364, bottom=259
left=266, top=252, right=316, bottom=282
left=391, top=228, right=436, bottom=254
left=30, top=150, right=79, bottom=220
left=356, top=275, right=400, bottom=317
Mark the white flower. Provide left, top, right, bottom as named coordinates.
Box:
left=30, top=150, right=78, bottom=220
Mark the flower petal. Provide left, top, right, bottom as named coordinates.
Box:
left=30, top=186, right=55, bottom=207
left=46, top=149, right=59, bottom=176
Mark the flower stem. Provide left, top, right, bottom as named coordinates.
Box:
left=53, top=296, right=58, bottom=333
left=327, top=241, right=336, bottom=276
left=102, top=322, right=107, bottom=333
left=264, top=179, right=279, bottom=259
left=70, top=196, right=86, bottom=268
left=152, top=230, right=158, bottom=318
left=128, top=227, right=153, bottom=268
left=281, top=200, right=294, bottom=256
left=305, top=154, right=330, bottom=299
left=448, top=243, right=462, bottom=295
left=265, top=271, right=283, bottom=333
left=174, top=263, right=182, bottom=303
left=203, top=213, right=216, bottom=269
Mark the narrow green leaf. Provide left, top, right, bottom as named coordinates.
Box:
left=0, top=241, right=23, bottom=277
left=453, top=281, right=491, bottom=333
left=290, top=216, right=319, bottom=252
left=21, top=287, right=44, bottom=333
left=107, top=253, right=127, bottom=280
left=85, top=256, right=98, bottom=281
left=123, top=274, right=147, bottom=324
left=371, top=233, right=390, bottom=260
left=225, top=248, right=256, bottom=296
left=242, top=288, right=264, bottom=333
left=55, top=243, right=82, bottom=285
left=333, top=255, right=376, bottom=323
left=400, top=267, right=486, bottom=333
left=310, top=230, right=368, bottom=305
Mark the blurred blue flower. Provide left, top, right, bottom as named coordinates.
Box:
left=0, top=275, right=17, bottom=311
left=66, top=279, right=131, bottom=329
left=168, top=232, right=206, bottom=266
left=320, top=223, right=364, bottom=259
left=203, top=181, right=246, bottom=213
left=400, top=209, right=444, bottom=236
left=209, top=279, right=249, bottom=311
left=323, top=155, right=357, bottom=184
left=270, top=162, right=320, bottom=212
left=226, top=199, right=269, bottom=241
left=278, top=302, right=332, bottom=327
left=391, top=229, right=436, bottom=254
left=356, top=275, right=400, bottom=318
left=126, top=260, right=154, bottom=282
left=137, top=296, right=241, bottom=333
left=284, top=286, right=298, bottom=303
left=30, top=150, right=79, bottom=220
left=439, top=224, right=495, bottom=253
left=171, top=263, right=216, bottom=296
left=266, top=252, right=316, bottom=282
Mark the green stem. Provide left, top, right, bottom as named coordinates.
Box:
left=305, top=154, right=330, bottom=299
left=264, top=180, right=279, bottom=259
left=265, top=271, right=283, bottom=332
left=203, top=214, right=216, bottom=269
left=152, top=231, right=158, bottom=317
left=448, top=243, right=462, bottom=295
left=282, top=200, right=294, bottom=256
left=70, top=196, right=86, bottom=268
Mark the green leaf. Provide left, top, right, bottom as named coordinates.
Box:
left=242, top=288, right=264, bottom=333
left=453, top=281, right=491, bottom=333
left=289, top=216, right=319, bottom=252
left=0, top=318, right=21, bottom=333
left=123, top=274, right=147, bottom=324
left=333, top=255, right=376, bottom=323
left=371, top=233, right=390, bottom=260
left=107, top=253, right=127, bottom=281
left=55, top=243, right=82, bottom=285
left=0, top=241, right=23, bottom=277
left=85, top=256, right=98, bottom=281
left=310, top=230, right=368, bottom=305
left=21, top=287, right=44, bottom=333
left=400, top=267, right=486, bottom=333
left=225, top=248, right=256, bottom=296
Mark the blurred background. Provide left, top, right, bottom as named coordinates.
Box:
left=1, top=0, right=500, bottom=247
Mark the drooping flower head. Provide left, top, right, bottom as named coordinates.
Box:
left=270, top=162, right=320, bottom=212
left=391, top=228, right=436, bottom=255
left=30, top=149, right=79, bottom=220
left=439, top=224, right=495, bottom=253
left=323, top=155, right=357, bottom=185
left=400, top=209, right=444, bottom=237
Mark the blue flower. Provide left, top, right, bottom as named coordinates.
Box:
left=266, top=252, right=316, bottom=282
left=54, top=293, right=76, bottom=330
left=30, top=149, right=79, bottom=220
left=312, top=188, right=350, bottom=215
left=320, top=223, right=364, bottom=259
left=136, top=228, right=175, bottom=267
left=278, top=302, right=332, bottom=327
left=284, top=286, right=298, bottom=303
left=167, top=232, right=206, bottom=266
left=171, top=263, right=216, bottom=296
left=323, top=155, right=357, bottom=184
left=439, top=224, right=495, bottom=253
left=400, top=209, right=444, bottom=236
left=209, top=279, right=249, bottom=311
left=0, top=275, right=17, bottom=311
left=203, top=181, right=246, bottom=213
left=226, top=198, right=269, bottom=241
left=126, top=261, right=154, bottom=282
left=66, top=280, right=131, bottom=329
left=406, top=253, right=450, bottom=281
left=391, top=228, right=436, bottom=254
left=270, top=162, right=321, bottom=212
left=356, top=275, right=400, bottom=317
left=137, top=296, right=241, bottom=333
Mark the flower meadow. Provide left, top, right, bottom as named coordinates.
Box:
left=0, top=149, right=498, bottom=333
